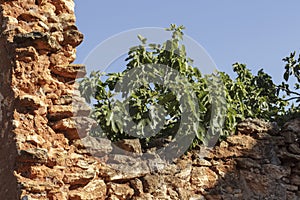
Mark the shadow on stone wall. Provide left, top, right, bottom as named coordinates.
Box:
left=194, top=118, right=300, bottom=200
left=0, top=36, right=19, bottom=199
left=96, top=118, right=300, bottom=199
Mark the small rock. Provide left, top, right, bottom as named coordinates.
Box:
left=101, top=157, right=150, bottom=181
left=283, top=132, right=297, bottom=144
left=62, top=29, right=83, bottom=47
left=47, top=105, right=73, bottom=120
left=130, top=178, right=144, bottom=195
left=190, top=167, right=218, bottom=191
left=114, top=139, right=142, bottom=155
left=68, top=179, right=106, bottom=200
left=18, top=148, right=48, bottom=163
left=142, top=174, right=161, bottom=193
left=237, top=118, right=278, bottom=135
left=290, top=175, right=300, bottom=186
left=284, top=184, right=298, bottom=191
left=51, top=117, right=96, bottom=140
left=75, top=136, right=113, bottom=157
left=282, top=118, right=300, bottom=134
left=289, top=143, right=300, bottom=154
left=262, top=164, right=290, bottom=179
left=62, top=167, right=95, bottom=185
left=26, top=134, right=46, bottom=146
left=280, top=151, right=300, bottom=161
left=15, top=94, right=45, bottom=113
left=52, top=95, right=73, bottom=105
left=147, top=157, right=166, bottom=172
left=107, top=183, right=134, bottom=200
left=190, top=195, right=206, bottom=200
left=193, top=158, right=212, bottom=167
left=14, top=32, right=61, bottom=52
left=236, top=157, right=261, bottom=169
left=219, top=140, right=229, bottom=148
left=50, top=64, right=86, bottom=79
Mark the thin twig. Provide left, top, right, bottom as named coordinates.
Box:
left=277, top=86, right=300, bottom=96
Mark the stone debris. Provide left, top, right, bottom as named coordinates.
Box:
left=13, top=112, right=300, bottom=199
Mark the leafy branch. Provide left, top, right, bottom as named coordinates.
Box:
left=79, top=24, right=299, bottom=149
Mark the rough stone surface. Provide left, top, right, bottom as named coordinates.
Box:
left=113, top=139, right=142, bottom=155
left=0, top=0, right=300, bottom=199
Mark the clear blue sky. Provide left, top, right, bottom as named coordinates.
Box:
left=74, top=0, right=300, bottom=84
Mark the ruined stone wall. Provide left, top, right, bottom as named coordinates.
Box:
left=0, top=0, right=101, bottom=199
left=0, top=12, right=18, bottom=198
left=0, top=0, right=299, bottom=200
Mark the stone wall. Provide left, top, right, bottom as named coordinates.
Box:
left=0, top=0, right=299, bottom=199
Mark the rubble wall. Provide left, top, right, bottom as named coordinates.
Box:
left=0, top=0, right=299, bottom=199
left=0, top=16, right=19, bottom=199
